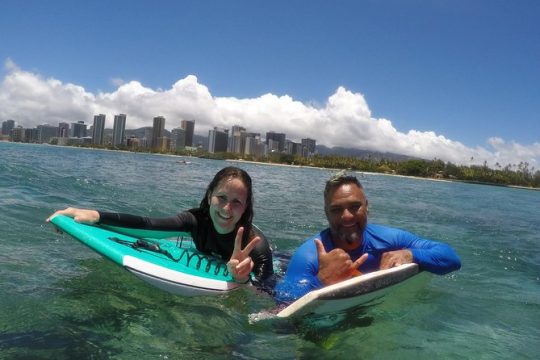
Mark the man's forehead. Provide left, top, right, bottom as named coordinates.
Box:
left=326, top=183, right=366, bottom=203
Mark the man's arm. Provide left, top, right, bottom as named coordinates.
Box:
left=274, top=239, right=322, bottom=304
left=391, top=227, right=461, bottom=275
left=408, top=240, right=461, bottom=274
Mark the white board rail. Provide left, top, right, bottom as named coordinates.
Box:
left=277, top=263, right=420, bottom=318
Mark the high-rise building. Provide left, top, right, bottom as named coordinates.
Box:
left=152, top=116, right=166, bottom=149
left=112, top=114, right=127, bottom=147
left=171, top=127, right=186, bottom=150
left=11, top=126, right=24, bottom=142
left=301, top=138, right=316, bottom=156
left=229, top=125, right=246, bottom=154
left=181, top=120, right=195, bottom=147
left=141, top=127, right=153, bottom=148
left=156, top=137, right=171, bottom=151
left=2, top=120, right=15, bottom=135
left=284, top=140, right=292, bottom=155
left=266, top=131, right=286, bottom=152
left=244, top=136, right=256, bottom=156
left=38, top=124, right=59, bottom=144
left=71, top=121, right=87, bottom=138
left=58, top=122, right=70, bottom=137
left=92, top=114, right=106, bottom=145
left=284, top=141, right=304, bottom=156
left=208, top=127, right=229, bottom=153
left=244, top=133, right=266, bottom=157
left=24, top=128, right=39, bottom=143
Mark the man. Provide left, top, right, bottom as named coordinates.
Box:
left=274, top=173, right=461, bottom=303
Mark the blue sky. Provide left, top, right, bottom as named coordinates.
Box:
left=1, top=0, right=539, bottom=167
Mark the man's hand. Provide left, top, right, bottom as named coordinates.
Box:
left=227, top=227, right=261, bottom=283
left=380, top=249, right=413, bottom=270
left=315, top=239, right=368, bottom=286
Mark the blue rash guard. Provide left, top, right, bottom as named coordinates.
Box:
left=274, top=223, right=461, bottom=303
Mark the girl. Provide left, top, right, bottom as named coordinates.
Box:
left=47, top=167, right=273, bottom=283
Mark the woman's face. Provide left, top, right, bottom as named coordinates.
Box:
left=208, top=177, right=248, bottom=234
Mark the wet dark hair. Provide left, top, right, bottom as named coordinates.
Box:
left=199, top=166, right=254, bottom=245
left=324, top=171, right=364, bottom=205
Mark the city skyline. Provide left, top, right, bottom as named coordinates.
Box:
left=2, top=115, right=315, bottom=158
left=2, top=116, right=311, bottom=141
left=1, top=1, right=539, bottom=168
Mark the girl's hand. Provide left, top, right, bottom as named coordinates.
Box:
left=227, top=227, right=261, bottom=283
left=46, top=207, right=100, bottom=224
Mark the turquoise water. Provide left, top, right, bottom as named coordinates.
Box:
left=1, top=142, right=538, bottom=359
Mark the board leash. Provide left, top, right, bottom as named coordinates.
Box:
left=107, top=236, right=230, bottom=276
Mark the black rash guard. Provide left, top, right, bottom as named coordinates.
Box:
left=98, top=208, right=274, bottom=282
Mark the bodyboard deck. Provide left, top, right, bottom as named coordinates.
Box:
left=49, top=215, right=240, bottom=296
left=277, top=263, right=420, bottom=318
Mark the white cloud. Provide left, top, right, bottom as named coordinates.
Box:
left=1, top=60, right=538, bottom=169
left=109, top=77, right=126, bottom=87
left=487, top=137, right=540, bottom=168
left=4, top=58, right=20, bottom=72
left=1, top=60, right=96, bottom=124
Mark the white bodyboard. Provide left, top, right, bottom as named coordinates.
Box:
left=277, top=263, right=419, bottom=318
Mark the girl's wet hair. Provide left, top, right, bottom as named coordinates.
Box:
left=200, top=166, right=254, bottom=245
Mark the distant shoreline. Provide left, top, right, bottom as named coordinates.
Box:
left=225, top=159, right=540, bottom=191
left=3, top=142, right=538, bottom=191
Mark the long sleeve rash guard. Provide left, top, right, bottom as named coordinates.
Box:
left=274, top=224, right=461, bottom=303
left=98, top=208, right=274, bottom=282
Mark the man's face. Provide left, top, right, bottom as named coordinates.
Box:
left=325, top=183, right=368, bottom=251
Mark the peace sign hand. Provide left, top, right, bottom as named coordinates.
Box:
left=227, top=226, right=261, bottom=283
left=315, top=239, right=368, bottom=286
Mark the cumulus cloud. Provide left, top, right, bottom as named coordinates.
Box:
left=109, top=77, right=126, bottom=87
left=1, top=60, right=538, bottom=169
left=4, top=58, right=19, bottom=72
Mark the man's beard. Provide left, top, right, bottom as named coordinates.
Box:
left=335, top=226, right=362, bottom=245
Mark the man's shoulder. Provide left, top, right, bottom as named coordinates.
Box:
left=365, top=223, right=389, bottom=237
left=309, top=228, right=331, bottom=239
left=298, top=230, right=321, bottom=247
left=365, top=222, right=420, bottom=247
left=292, top=229, right=331, bottom=254
left=364, top=223, right=412, bottom=244
left=304, top=228, right=333, bottom=244
left=366, top=222, right=404, bottom=234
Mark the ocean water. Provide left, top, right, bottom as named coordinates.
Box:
left=1, top=141, right=538, bottom=359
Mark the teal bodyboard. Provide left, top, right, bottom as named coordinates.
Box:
left=49, top=215, right=238, bottom=295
